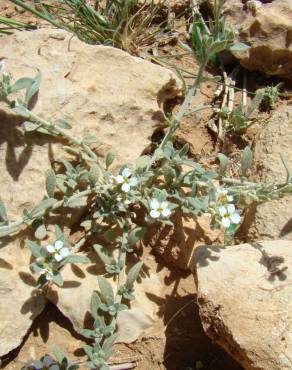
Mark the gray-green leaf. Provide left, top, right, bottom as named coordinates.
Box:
left=46, top=169, right=56, bottom=198
left=34, top=224, right=47, bottom=240
left=0, top=198, right=8, bottom=222
left=97, top=276, right=114, bottom=305
left=126, top=261, right=143, bottom=289
left=105, top=152, right=115, bottom=169
left=241, top=146, right=253, bottom=177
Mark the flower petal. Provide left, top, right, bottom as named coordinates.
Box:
left=162, top=208, right=171, bottom=217
left=221, top=217, right=230, bottom=228
left=43, top=355, right=53, bottom=367
left=122, top=167, right=131, bottom=178
left=218, top=205, right=227, bottom=217
left=230, top=212, right=241, bottom=224
left=115, top=175, right=124, bottom=184
left=150, top=209, right=160, bottom=218
left=226, top=203, right=235, bottom=214
left=54, top=253, right=63, bottom=262
left=161, top=201, right=169, bottom=209
left=227, top=195, right=233, bottom=202
left=217, top=188, right=227, bottom=195
left=32, top=360, right=43, bottom=369
left=150, top=198, right=159, bottom=209
left=46, top=244, right=55, bottom=253
left=54, top=240, right=63, bottom=250
left=121, top=183, right=131, bottom=192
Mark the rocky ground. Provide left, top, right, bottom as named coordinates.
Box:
left=0, top=1, right=291, bottom=369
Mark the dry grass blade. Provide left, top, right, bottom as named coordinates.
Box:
left=12, top=0, right=175, bottom=54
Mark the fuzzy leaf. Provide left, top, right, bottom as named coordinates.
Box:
left=55, top=118, right=72, bottom=129
left=34, top=224, right=47, bottom=240
left=53, top=346, right=66, bottom=363
left=90, top=292, right=102, bottom=318
left=12, top=105, right=30, bottom=118
left=26, top=239, right=41, bottom=257
left=63, top=254, right=90, bottom=264
left=10, top=77, right=33, bottom=93
left=0, top=198, right=8, bottom=222
left=94, top=244, right=112, bottom=265
left=97, top=276, right=114, bottom=305
left=46, top=168, right=56, bottom=198
left=30, top=198, right=57, bottom=218
left=217, top=153, right=229, bottom=176
left=0, top=223, right=20, bottom=237
left=230, top=42, right=250, bottom=53
left=126, top=261, right=143, bottom=289
left=241, top=146, right=252, bottom=177
left=22, top=121, right=40, bottom=132
left=52, top=272, right=64, bottom=287
left=67, top=196, right=88, bottom=208
left=54, top=225, right=64, bottom=240
left=136, top=155, right=151, bottom=170
left=102, top=334, right=117, bottom=353
left=83, top=135, right=98, bottom=145
left=88, top=164, right=99, bottom=186
left=105, top=151, right=115, bottom=169
left=128, top=227, right=144, bottom=246
left=25, top=72, right=41, bottom=105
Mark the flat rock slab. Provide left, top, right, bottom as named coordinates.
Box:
left=47, top=252, right=163, bottom=344
left=241, top=106, right=292, bottom=241
left=196, top=240, right=292, bottom=370
left=0, top=28, right=181, bottom=221
left=0, top=240, right=46, bottom=356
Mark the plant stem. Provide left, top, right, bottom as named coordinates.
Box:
left=147, top=55, right=209, bottom=170
left=0, top=188, right=94, bottom=238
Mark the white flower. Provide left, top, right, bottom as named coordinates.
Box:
left=117, top=195, right=131, bottom=210
left=219, top=204, right=241, bottom=228
left=217, top=188, right=233, bottom=204
left=40, top=267, right=53, bottom=281
left=150, top=198, right=171, bottom=219
left=46, top=240, right=70, bottom=262
left=115, top=168, right=138, bottom=193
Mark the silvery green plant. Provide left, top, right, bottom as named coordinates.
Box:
left=1, top=6, right=292, bottom=369
left=216, top=90, right=264, bottom=136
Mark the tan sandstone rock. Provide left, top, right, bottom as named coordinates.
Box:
left=145, top=212, right=224, bottom=271
left=46, top=252, right=163, bottom=343
left=209, top=0, right=292, bottom=81
left=0, top=239, right=46, bottom=356
left=196, top=240, right=292, bottom=370
left=0, top=28, right=181, bottom=222
left=240, top=106, right=292, bottom=241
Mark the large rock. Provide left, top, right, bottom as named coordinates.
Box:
left=196, top=240, right=292, bottom=370
left=46, top=252, right=163, bottom=343
left=0, top=239, right=46, bottom=356
left=240, top=106, right=292, bottom=241
left=145, top=212, right=223, bottom=271
left=0, top=28, right=181, bottom=221
left=213, top=0, right=292, bottom=81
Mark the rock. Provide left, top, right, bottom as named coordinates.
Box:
left=0, top=28, right=181, bottom=222
left=210, top=0, right=292, bottom=81
left=196, top=240, right=292, bottom=370
left=46, top=252, right=163, bottom=343
left=0, top=239, right=46, bottom=356
left=240, top=106, right=292, bottom=241
left=145, top=212, right=224, bottom=271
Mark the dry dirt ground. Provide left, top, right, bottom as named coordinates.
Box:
left=0, top=1, right=291, bottom=370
